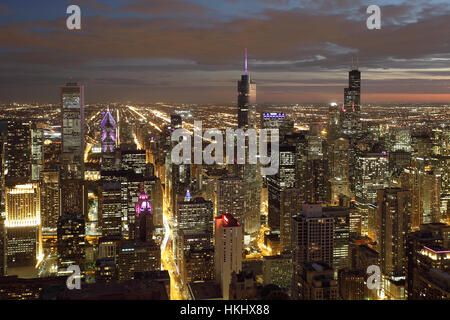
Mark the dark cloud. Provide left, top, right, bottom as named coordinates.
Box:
left=121, top=0, right=210, bottom=15
left=0, top=1, right=449, bottom=103
left=76, top=0, right=112, bottom=11
left=0, top=4, right=11, bottom=15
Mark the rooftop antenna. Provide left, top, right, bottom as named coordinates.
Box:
left=351, top=56, right=354, bottom=70
left=356, top=56, right=359, bottom=70
left=245, top=48, right=248, bottom=75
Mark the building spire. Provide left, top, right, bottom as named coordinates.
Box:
left=185, top=189, right=192, bottom=202
left=245, top=48, right=248, bottom=75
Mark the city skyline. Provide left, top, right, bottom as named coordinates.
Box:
left=1, top=0, right=450, bottom=104
left=0, top=0, right=449, bottom=304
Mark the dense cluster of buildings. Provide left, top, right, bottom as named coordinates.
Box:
left=0, top=55, right=448, bottom=301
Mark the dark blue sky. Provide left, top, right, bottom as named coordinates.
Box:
left=0, top=0, right=449, bottom=104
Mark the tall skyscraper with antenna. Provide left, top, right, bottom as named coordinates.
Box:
left=340, top=57, right=363, bottom=197
left=236, top=49, right=261, bottom=235
left=344, top=57, right=361, bottom=113
left=237, top=49, right=256, bottom=129
left=339, top=57, right=362, bottom=138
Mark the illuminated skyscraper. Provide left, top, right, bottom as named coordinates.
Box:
left=174, top=193, right=214, bottom=284
left=99, top=179, right=122, bottom=238
left=216, top=177, right=245, bottom=224
left=344, top=67, right=361, bottom=111
left=117, top=240, right=161, bottom=281
left=268, top=144, right=296, bottom=231
left=304, top=135, right=328, bottom=204
left=279, top=188, right=302, bottom=252
left=376, top=188, right=411, bottom=299
left=328, top=138, right=351, bottom=206
left=57, top=212, right=85, bottom=268
left=261, top=112, right=294, bottom=141
left=116, top=189, right=160, bottom=281
left=0, top=215, right=6, bottom=276
left=400, top=168, right=442, bottom=229
left=40, top=170, right=60, bottom=236
left=407, top=223, right=450, bottom=300
left=121, top=149, right=146, bottom=174
left=5, top=183, right=41, bottom=267
left=101, top=106, right=116, bottom=153
left=134, top=192, right=153, bottom=242
left=60, top=82, right=85, bottom=179
left=235, top=49, right=261, bottom=236
left=60, top=83, right=85, bottom=218
left=323, top=207, right=351, bottom=271
left=31, top=123, right=43, bottom=182
left=292, top=203, right=334, bottom=299
left=215, top=213, right=243, bottom=300
left=354, top=149, right=388, bottom=235
left=338, top=65, right=362, bottom=197
left=237, top=49, right=256, bottom=129
left=263, top=254, right=293, bottom=293
left=292, top=204, right=334, bottom=267
left=340, top=67, right=361, bottom=137
left=100, top=106, right=117, bottom=170
left=5, top=120, right=32, bottom=186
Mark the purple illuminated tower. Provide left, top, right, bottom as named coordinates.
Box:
left=134, top=191, right=154, bottom=242
left=101, top=106, right=116, bottom=153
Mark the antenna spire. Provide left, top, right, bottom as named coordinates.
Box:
left=245, top=48, right=248, bottom=75
left=356, top=56, right=359, bottom=70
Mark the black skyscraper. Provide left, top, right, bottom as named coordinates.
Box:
left=237, top=49, right=256, bottom=129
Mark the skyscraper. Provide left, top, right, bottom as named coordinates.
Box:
left=5, top=183, right=41, bottom=268
left=279, top=188, right=301, bottom=252
left=100, top=106, right=117, bottom=170
left=173, top=193, right=214, bottom=284
left=40, top=170, right=60, bottom=236
left=376, top=188, right=411, bottom=299
left=99, top=178, right=123, bottom=238
left=237, top=49, right=256, bottom=129
left=116, top=191, right=160, bottom=281
left=121, top=149, right=147, bottom=175
left=338, top=65, right=362, bottom=197
left=400, top=168, right=442, bottom=229
left=268, top=144, right=296, bottom=231
left=57, top=212, right=85, bottom=268
left=328, top=138, right=351, bottom=206
left=31, top=123, right=43, bottom=182
left=101, top=106, right=116, bottom=153
left=323, top=207, right=351, bottom=271
left=216, top=177, right=245, bottom=224
left=407, top=223, right=450, bottom=300
left=292, top=203, right=334, bottom=299
left=60, top=82, right=85, bottom=179
left=60, top=83, right=85, bottom=219
left=262, top=254, right=293, bottom=293
left=0, top=215, right=6, bottom=276
left=215, top=213, right=243, bottom=300
left=5, top=120, right=32, bottom=186
left=292, top=203, right=334, bottom=267
left=134, top=192, right=154, bottom=242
